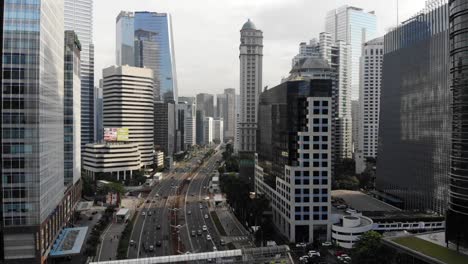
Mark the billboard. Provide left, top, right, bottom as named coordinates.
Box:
left=104, top=128, right=129, bottom=142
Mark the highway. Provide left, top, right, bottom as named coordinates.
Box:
left=127, top=146, right=224, bottom=258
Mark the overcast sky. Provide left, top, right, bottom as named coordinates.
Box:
left=94, top=0, right=427, bottom=97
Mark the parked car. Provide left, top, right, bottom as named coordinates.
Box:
left=322, top=241, right=332, bottom=247
left=296, top=242, right=307, bottom=248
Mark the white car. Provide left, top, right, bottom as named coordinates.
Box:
left=204, top=214, right=209, bottom=219
left=206, top=234, right=212, bottom=240
left=187, top=210, right=192, bottom=215
left=202, top=225, right=207, bottom=231
left=142, top=212, right=146, bottom=216
left=296, top=242, right=307, bottom=248
left=213, top=246, right=217, bottom=251
left=199, top=204, right=203, bottom=209
left=308, top=250, right=320, bottom=257
left=322, top=241, right=332, bottom=247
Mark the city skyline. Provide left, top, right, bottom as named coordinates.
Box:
left=94, top=0, right=427, bottom=96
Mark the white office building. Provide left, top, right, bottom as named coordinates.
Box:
left=204, top=117, right=214, bottom=145
left=178, top=96, right=197, bottom=148
left=102, top=65, right=154, bottom=166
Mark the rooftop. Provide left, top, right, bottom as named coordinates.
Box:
left=384, top=232, right=468, bottom=264
left=332, top=190, right=401, bottom=212
left=50, top=227, right=88, bottom=257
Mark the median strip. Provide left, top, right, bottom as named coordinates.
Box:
left=210, top=211, right=227, bottom=236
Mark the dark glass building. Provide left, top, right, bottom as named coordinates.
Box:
left=377, top=3, right=451, bottom=214
left=447, top=0, right=468, bottom=248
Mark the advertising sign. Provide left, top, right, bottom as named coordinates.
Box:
left=104, top=128, right=129, bottom=142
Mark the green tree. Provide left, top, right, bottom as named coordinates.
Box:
left=351, top=231, right=394, bottom=264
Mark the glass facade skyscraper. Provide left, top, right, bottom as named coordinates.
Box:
left=1, top=0, right=80, bottom=262
left=116, top=11, right=178, bottom=102
left=64, top=0, right=95, bottom=146
left=377, top=3, right=450, bottom=214
left=447, top=0, right=468, bottom=248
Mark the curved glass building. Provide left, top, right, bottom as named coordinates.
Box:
left=447, top=0, right=468, bottom=248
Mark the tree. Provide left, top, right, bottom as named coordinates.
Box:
left=351, top=231, right=394, bottom=264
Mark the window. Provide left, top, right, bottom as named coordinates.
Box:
left=322, top=101, right=328, bottom=106
left=322, top=144, right=328, bottom=150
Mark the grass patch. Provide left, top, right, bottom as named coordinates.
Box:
left=116, top=214, right=137, bottom=259
left=210, top=211, right=227, bottom=236
left=393, top=236, right=468, bottom=264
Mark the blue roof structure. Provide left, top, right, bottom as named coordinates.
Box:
left=50, top=227, right=88, bottom=257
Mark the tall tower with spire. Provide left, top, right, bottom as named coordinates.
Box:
left=238, top=19, right=263, bottom=185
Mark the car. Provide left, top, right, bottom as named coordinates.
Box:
left=156, top=241, right=162, bottom=247
left=149, top=245, right=154, bottom=252
left=187, top=210, right=191, bottom=215
left=322, top=241, right=332, bottom=247
left=206, top=235, right=212, bottom=240
left=146, top=200, right=150, bottom=203
left=213, top=246, right=217, bottom=251
left=156, top=224, right=161, bottom=230
left=88, top=216, right=93, bottom=220
left=91, top=211, right=97, bottom=215
left=220, top=239, right=226, bottom=246
left=130, top=240, right=135, bottom=246
left=197, top=230, right=202, bottom=236
left=155, top=194, right=160, bottom=197
left=191, top=230, right=196, bottom=237
left=299, top=256, right=309, bottom=263
left=308, top=251, right=320, bottom=257
left=296, top=242, right=307, bottom=248
left=202, top=225, right=207, bottom=231
left=199, top=204, right=203, bottom=209
left=337, top=204, right=347, bottom=209
left=204, top=214, right=209, bottom=219
left=148, top=211, right=152, bottom=216
left=142, top=212, right=146, bottom=216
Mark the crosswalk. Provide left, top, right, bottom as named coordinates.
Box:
left=230, top=236, right=249, bottom=241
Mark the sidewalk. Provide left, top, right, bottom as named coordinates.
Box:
left=97, top=222, right=126, bottom=261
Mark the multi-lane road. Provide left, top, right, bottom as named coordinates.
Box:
left=127, top=146, right=224, bottom=258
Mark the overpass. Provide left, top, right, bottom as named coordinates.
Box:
left=91, top=245, right=293, bottom=264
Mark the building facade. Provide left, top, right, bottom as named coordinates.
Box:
left=64, top=31, right=82, bottom=188
left=356, top=37, right=383, bottom=172
left=116, top=11, right=178, bottom=102
left=1, top=1, right=80, bottom=262
left=255, top=76, right=333, bottom=243
left=179, top=96, right=196, bottom=148
left=154, top=101, right=176, bottom=157
left=377, top=3, right=450, bottom=214
left=447, top=0, right=468, bottom=248
left=102, top=65, right=154, bottom=166
left=223, top=88, right=237, bottom=140
left=213, top=118, right=224, bottom=143
left=204, top=117, right=214, bottom=145
left=64, top=0, right=95, bottom=146
left=196, top=93, right=214, bottom=118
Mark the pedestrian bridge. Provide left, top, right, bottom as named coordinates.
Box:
left=91, top=245, right=292, bottom=264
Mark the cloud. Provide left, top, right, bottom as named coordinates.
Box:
left=94, top=0, right=426, bottom=96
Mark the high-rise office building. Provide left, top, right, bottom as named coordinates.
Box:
left=154, top=101, right=176, bottom=157
left=291, top=33, right=351, bottom=161
left=94, top=85, right=104, bottom=141
left=116, top=11, right=178, bottom=102
left=65, top=0, right=95, bottom=146
left=223, top=88, right=237, bottom=140
left=239, top=19, right=263, bottom=184
left=1, top=1, right=80, bottom=262
left=204, top=117, right=214, bottom=145
left=325, top=6, right=377, bottom=155
left=213, top=118, right=224, bottom=143
left=64, top=31, right=82, bottom=188
left=102, top=66, right=154, bottom=166
left=216, top=93, right=226, bottom=119
left=196, top=110, right=205, bottom=145
left=447, top=0, right=468, bottom=248
left=178, top=96, right=196, bottom=148
left=356, top=37, right=383, bottom=173
left=377, top=3, right=450, bottom=214
left=196, top=93, right=214, bottom=117
left=255, top=61, right=333, bottom=242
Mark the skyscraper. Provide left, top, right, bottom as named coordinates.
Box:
left=179, top=96, right=197, bottom=148
left=377, top=3, right=450, bottom=214
left=255, top=59, right=333, bottom=242
left=64, top=31, right=82, bottom=188
left=64, top=0, right=95, bottom=146
left=116, top=11, right=178, bottom=102
left=325, top=6, right=377, bottom=154
left=196, top=93, right=214, bottom=117
left=356, top=37, right=383, bottom=173
left=223, top=88, right=237, bottom=140
left=1, top=1, right=79, bottom=262
left=216, top=93, right=226, bottom=119
left=238, top=19, right=263, bottom=184
left=447, top=0, right=468, bottom=249
left=102, top=66, right=154, bottom=167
